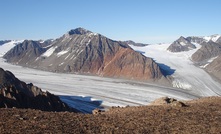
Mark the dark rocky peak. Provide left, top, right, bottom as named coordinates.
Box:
left=0, top=40, right=11, bottom=46
left=19, top=40, right=42, bottom=49
left=178, top=36, right=186, bottom=41
left=124, top=40, right=149, bottom=47
left=176, top=36, right=190, bottom=44
left=68, top=27, right=93, bottom=35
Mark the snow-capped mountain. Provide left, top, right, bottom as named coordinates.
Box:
left=3, top=28, right=167, bottom=81
left=167, top=36, right=196, bottom=52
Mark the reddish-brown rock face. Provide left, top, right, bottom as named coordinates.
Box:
left=101, top=48, right=162, bottom=80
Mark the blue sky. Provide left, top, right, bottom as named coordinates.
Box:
left=0, top=0, right=221, bottom=44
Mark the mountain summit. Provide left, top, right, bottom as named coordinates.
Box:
left=68, top=27, right=93, bottom=35
left=167, top=36, right=196, bottom=52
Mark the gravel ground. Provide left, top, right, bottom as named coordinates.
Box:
left=0, top=97, right=220, bottom=134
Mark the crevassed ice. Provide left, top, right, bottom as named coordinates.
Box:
left=172, top=79, right=192, bottom=89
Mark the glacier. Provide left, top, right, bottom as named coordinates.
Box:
left=0, top=41, right=221, bottom=113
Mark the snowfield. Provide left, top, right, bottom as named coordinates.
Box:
left=0, top=41, right=220, bottom=113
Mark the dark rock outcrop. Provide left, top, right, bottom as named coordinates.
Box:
left=0, top=40, right=11, bottom=46
left=0, top=68, right=73, bottom=112
left=124, top=40, right=149, bottom=47
left=167, top=36, right=196, bottom=52
left=4, top=28, right=166, bottom=81
left=150, top=97, right=187, bottom=107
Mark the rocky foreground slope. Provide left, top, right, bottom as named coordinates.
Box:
left=0, top=96, right=220, bottom=133
left=4, top=28, right=166, bottom=81
left=0, top=67, right=74, bottom=112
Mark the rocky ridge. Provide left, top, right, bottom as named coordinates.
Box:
left=0, top=67, right=74, bottom=112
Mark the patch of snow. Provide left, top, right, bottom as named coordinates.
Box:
left=39, top=40, right=44, bottom=43
left=208, top=56, right=218, bottom=63
left=88, top=32, right=98, bottom=37
left=35, top=57, right=40, bottom=61
left=42, top=46, right=57, bottom=57
left=70, top=54, right=76, bottom=60
left=86, top=39, right=91, bottom=46
left=203, top=36, right=211, bottom=42
left=180, top=42, right=186, bottom=46
left=43, top=43, right=54, bottom=48
left=80, top=37, right=86, bottom=44
left=200, top=63, right=209, bottom=68
left=64, top=53, right=71, bottom=60
left=57, top=49, right=70, bottom=57
left=59, top=62, right=64, bottom=66
left=200, top=56, right=218, bottom=68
